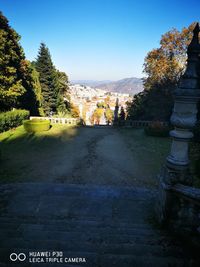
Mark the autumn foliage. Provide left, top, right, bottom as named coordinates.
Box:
left=127, top=23, right=197, bottom=121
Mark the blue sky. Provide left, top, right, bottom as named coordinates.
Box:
left=0, top=0, right=199, bottom=80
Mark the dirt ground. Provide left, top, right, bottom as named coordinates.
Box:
left=0, top=126, right=170, bottom=187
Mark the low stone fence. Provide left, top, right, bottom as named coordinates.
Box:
left=30, top=116, right=80, bottom=125
left=120, top=120, right=169, bottom=127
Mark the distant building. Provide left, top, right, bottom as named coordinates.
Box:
left=69, top=84, right=132, bottom=125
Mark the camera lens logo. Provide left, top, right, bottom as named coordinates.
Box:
left=10, top=253, right=26, bottom=262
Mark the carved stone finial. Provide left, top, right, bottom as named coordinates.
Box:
left=188, top=23, right=200, bottom=52
left=178, top=22, right=200, bottom=87
left=193, top=22, right=200, bottom=34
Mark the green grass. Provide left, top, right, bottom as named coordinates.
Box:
left=120, top=128, right=200, bottom=188
left=119, top=128, right=171, bottom=187
left=0, top=124, right=79, bottom=183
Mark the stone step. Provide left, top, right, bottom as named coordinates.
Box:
left=0, top=225, right=163, bottom=240
left=0, top=183, right=156, bottom=198
left=0, top=216, right=159, bottom=231
left=3, top=229, right=160, bottom=252
left=0, top=215, right=149, bottom=227
left=0, top=248, right=98, bottom=267
left=0, top=235, right=186, bottom=259
left=3, top=200, right=153, bottom=222
left=0, top=218, right=155, bottom=231
left=98, top=253, right=195, bottom=267
left=1, top=183, right=199, bottom=266
left=0, top=247, right=194, bottom=267
left=0, top=218, right=174, bottom=243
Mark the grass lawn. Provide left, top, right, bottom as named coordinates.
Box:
left=0, top=124, right=79, bottom=183
left=119, top=128, right=200, bottom=188
left=119, top=128, right=171, bottom=186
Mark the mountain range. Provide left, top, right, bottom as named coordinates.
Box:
left=71, top=77, right=144, bottom=95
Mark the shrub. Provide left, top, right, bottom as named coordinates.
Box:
left=0, top=109, right=30, bottom=133
left=23, top=119, right=50, bottom=133
left=144, top=121, right=170, bottom=137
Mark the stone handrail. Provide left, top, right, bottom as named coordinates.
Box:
left=30, top=116, right=80, bottom=125
left=171, top=183, right=200, bottom=204
left=159, top=183, right=200, bottom=238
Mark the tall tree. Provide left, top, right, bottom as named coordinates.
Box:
left=119, top=106, right=125, bottom=121
left=127, top=23, right=196, bottom=121
left=114, top=98, right=119, bottom=123
left=105, top=108, right=113, bottom=125
left=143, top=24, right=194, bottom=91
left=35, top=43, right=58, bottom=115
left=0, top=12, right=38, bottom=113
left=19, top=60, right=43, bottom=115
left=92, top=108, right=104, bottom=125
left=56, top=70, right=70, bottom=114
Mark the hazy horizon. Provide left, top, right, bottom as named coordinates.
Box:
left=71, top=76, right=142, bottom=82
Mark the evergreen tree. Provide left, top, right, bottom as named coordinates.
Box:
left=56, top=70, right=70, bottom=114
left=0, top=11, right=25, bottom=110
left=19, top=60, right=43, bottom=115
left=0, top=11, right=38, bottom=113
left=119, top=107, right=125, bottom=121
left=30, top=63, right=44, bottom=116
left=35, top=43, right=58, bottom=115
left=114, top=98, right=119, bottom=123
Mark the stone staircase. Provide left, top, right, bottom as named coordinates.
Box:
left=0, top=183, right=199, bottom=267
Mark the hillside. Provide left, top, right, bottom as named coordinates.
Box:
left=72, top=77, right=144, bottom=95
left=71, top=80, right=112, bottom=87
left=95, top=77, right=144, bottom=95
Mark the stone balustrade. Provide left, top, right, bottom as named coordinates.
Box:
left=30, top=117, right=169, bottom=127
left=172, top=183, right=200, bottom=201
left=122, top=120, right=169, bottom=128
left=30, top=116, right=80, bottom=125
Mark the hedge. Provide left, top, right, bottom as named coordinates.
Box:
left=0, top=109, right=30, bottom=133
left=23, top=119, right=50, bottom=133
left=144, top=121, right=170, bottom=137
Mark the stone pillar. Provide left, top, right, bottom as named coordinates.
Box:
left=164, top=23, right=200, bottom=185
